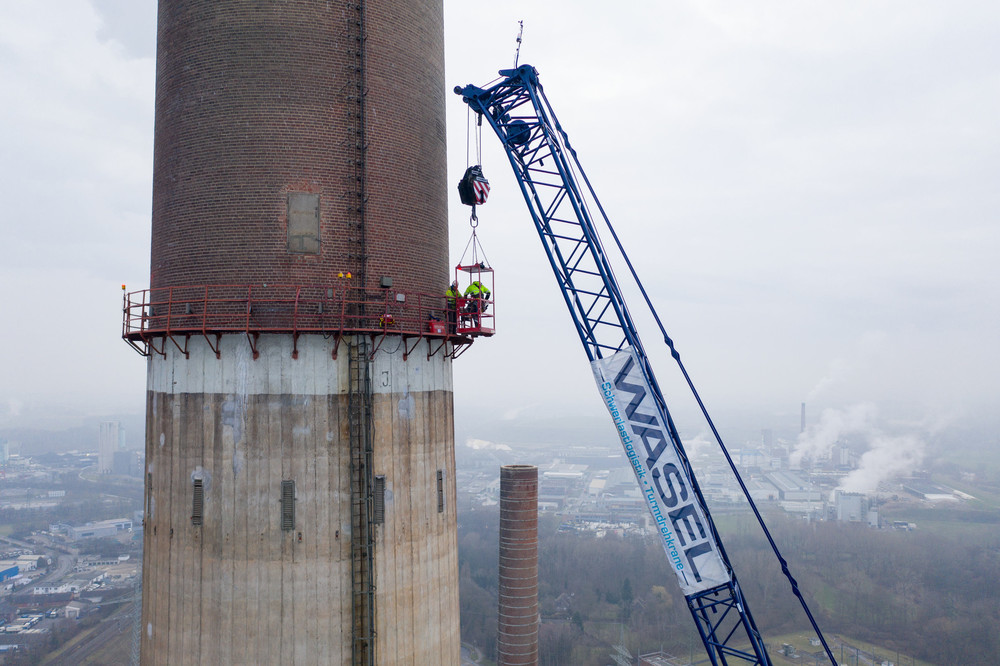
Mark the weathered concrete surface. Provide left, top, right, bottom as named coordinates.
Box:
left=141, top=335, right=459, bottom=664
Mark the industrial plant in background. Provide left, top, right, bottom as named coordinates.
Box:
left=121, top=1, right=490, bottom=663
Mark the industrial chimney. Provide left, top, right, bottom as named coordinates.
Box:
left=125, top=1, right=462, bottom=663
left=498, top=465, right=539, bottom=666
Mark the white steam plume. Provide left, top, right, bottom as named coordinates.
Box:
left=464, top=438, right=512, bottom=452
left=838, top=433, right=924, bottom=494
left=791, top=403, right=927, bottom=493
left=683, top=432, right=715, bottom=458
left=790, top=403, right=877, bottom=467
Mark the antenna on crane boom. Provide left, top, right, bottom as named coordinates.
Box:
left=513, top=21, right=524, bottom=67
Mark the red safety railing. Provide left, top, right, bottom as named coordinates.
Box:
left=121, top=284, right=494, bottom=360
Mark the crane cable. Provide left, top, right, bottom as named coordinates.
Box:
left=468, top=68, right=834, bottom=665
left=537, top=81, right=836, bottom=663
left=464, top=107, right=484, bottom=227
left=457, top=225, right=491, bottom=269
left=575, top=157, right=838, bottom=666
left=547, top=107, right=790, bottom=659
left=465, top=106, right=483, bottom=170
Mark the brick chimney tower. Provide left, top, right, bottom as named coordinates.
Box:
left=498, top=465, right=539, bottom=666
left=124, top=1, right=462, bottom=663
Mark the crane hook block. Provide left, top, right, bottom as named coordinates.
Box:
left=458, top=165, right=490, bottom=206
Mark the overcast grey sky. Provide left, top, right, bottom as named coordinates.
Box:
left=1, top=2, right=997, bottom=446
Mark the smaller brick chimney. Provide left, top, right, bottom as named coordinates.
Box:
left=498, top=464, right=539, bottom=666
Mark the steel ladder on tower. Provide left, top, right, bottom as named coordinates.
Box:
left=348, top=338, right=376, bottom=666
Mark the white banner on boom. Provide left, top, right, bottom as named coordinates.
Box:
left=592, top=347, right=729, bottom=596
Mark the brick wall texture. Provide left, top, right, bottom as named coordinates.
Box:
left=498, top=465, right=539, bottom=666
left=150, top=0, right=449, bottom=299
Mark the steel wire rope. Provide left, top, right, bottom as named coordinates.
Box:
left=532, top=83, right=636, bottom=357
left=531, top=86, right=775, bottom=661
left=558, top=122, right=838, bottom=666
left=539, top=89, right=769, bottom=651
left=464, top=103, right=491, bottom=227
left=475, top=106, right=483, bottom=166
left=471, top=116, right=483, bottom=224
left=456, top=226, right=491, bottom=268
left=466, top=67, right=815, bottom=665
left=472, top=233, right=491, bottom=268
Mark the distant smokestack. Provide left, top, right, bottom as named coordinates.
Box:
left=498, top=465, right=539, bottom=666
left=801, top=402, right=806, bottom=434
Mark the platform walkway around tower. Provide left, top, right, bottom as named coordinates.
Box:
left=122, top=284, right=493, bottom=360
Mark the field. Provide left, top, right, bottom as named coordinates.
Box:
left=769, top=632, right=936, bottom=666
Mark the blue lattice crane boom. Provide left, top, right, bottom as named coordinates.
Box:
left=455, top=65, right=837, bottom=666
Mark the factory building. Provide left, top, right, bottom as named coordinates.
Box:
left=68, top=519, right=133, bottom=541
left=0, top=564, right=18, bottom=583
left=831, top=490, right=879, bottom=526
left=765, top=471, right=822, bottom=502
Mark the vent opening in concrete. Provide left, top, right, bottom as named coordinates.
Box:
left=373, top=475, right=386, bottom=524
left=191, top=479, right=204, bottom=526
left=281, top=480, right=295, bottom=531
left=146, top=473, right=153, bottom=519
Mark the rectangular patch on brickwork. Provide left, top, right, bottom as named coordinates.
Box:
left=287, top=192, right=320, bottom=254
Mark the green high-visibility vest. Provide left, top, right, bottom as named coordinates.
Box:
left=464, top=281, right=490, bottom=299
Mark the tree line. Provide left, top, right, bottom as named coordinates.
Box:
left=459, top=504, right=1000, bottom=665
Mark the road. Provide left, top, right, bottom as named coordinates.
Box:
left=42, top=601, right=135, bottom=665
left=36, top=553, right=76, bottom=585
left=0, top=535, right=76, bottom=595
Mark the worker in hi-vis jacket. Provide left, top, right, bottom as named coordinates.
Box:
left=463, top=280, right=490, bottom=327
left=445, top=280, right=460, bottom=333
